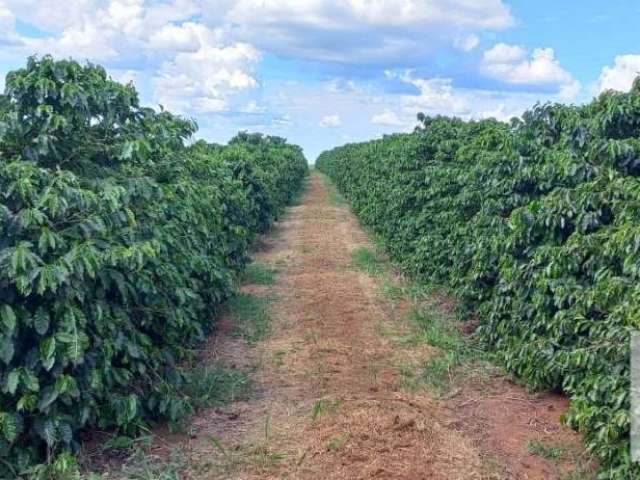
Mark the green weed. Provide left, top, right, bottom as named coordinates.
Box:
left=251, top=447, right=287, bottom=470
left=378, top=277, right=404, bottom=303
left=321, top=175, right=348, bottom=206
left=83, top=448, right=187, bottom=480
left=227, top=293, right=272, bottom=343
left=527, top=440, right=566, bottom=460
left=351, top=246, right=387, bottom=275
left=394, top=305, right=490, bottom=395
left=327, top=433, right=350, bottom=452
left=206, top=436, right=286, bottom=475
left=273, top=349, right=288, bottom=367
left=526, top=441, right=597, bottom=480
left=311, top=398, right=343, bottom=424
left=243, top=262, right=277, bottom=285
left=183, top=365, right=251, bottom=410
left=397, top=361, right=421, bottom=391
left=289, top=175, right=310, bottom=206
left=301, top=244, right=317, bottom=254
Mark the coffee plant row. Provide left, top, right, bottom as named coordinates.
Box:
left=317, top=81, right=640, bottom=479
left=0, top=56, right=307, bottom=477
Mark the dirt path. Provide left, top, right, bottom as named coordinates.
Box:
left=160, top=172, right=590, bottom=480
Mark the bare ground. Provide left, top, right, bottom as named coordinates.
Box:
left=135, top=172, right=592, bottom=479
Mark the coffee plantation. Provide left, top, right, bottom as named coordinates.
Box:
left=317, top=82, right=640, bottom=479
left=0, top=56, right=307, bottom=478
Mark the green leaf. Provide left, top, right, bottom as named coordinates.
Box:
left=39, top=419, right=56, bottom=447
left=38, top=386, right=59, bottom=411
left=0, top=413, right=19, bottom=443
left=21, top=370, right=39, bottom=392
left=125, top=394, right=138, bottom=423
left=54, top=375, right=77, bottom=396
left=17, top=394, right=37, bottom=412
left=58, top=423, right=73, bottom=444
left=0, top=305, right=16, bottom=332
left=120, top=141, right=135, bottom=160
left=125, top=341, right=140, bottom=359
left=0, top=337, right=14, bottom=365
left=34, top=309, right=49, bottom=336
left=6, top=370, right=19, bottom=395
left=39, top=337, right=56, bottom=371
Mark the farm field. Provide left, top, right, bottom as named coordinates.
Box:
left=1, top=2, right=640, bottom=478
left=1, top=60, right=639, bottom=479
left=0, top=55, right=638, bottom=480
left=317, top=86, right=640, bottom=479
left=86, top=172, right=596, bottom=480
left=0, top=57, right=309, bottom=479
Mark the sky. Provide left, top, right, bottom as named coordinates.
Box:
left=0, top=1, right=639, bottom=162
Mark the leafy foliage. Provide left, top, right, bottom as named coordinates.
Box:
left=0, top=56, right=307, bottom=477
left=317, top=81, right=640, bottom=479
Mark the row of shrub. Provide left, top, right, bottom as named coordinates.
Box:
left=317, top=82, right=640, bottom=478
left=0, top=56, right=307, bottom=478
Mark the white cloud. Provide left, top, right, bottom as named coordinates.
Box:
left=0, top=1, right=263, bottom=115
left=325, top=78, right=358, bottom=93
left=1, top=0, right=99, bottom=32
left=148, top=22, right=206, bottom=52
left=383, top=69, right=569, bottom=124
left=103, top=0, right=145, bottom=34
left=0, top=5, right=23, bottom=46
left=26, top=21, right=122, bottom=60
left=596, top=54, right=640, bottom=93
left=1, top=0, right=204, bottom=61
left=241, top=100, right=267, bottom=113
left=481, top=43, right=580, bottom=99
left=483, top=43, right=526, bottom=64
left=371, top=110, right=404, bottom=126
left=453, top=34, right=479, bottom=52
left=478, top=103, right=515, bottom=122
left=1, top=0, right=199, bottom=34
left=154, top=41, right=260, bottom=114
left=558, top=80, right=582, bottom=100
left=255, top=73, right=566, bottom=161
left=9, top=1, right=157, bottom=60
left=110, top=69, right=140, bottom=85
left=0, top=0, right=521, bottom=129
left=215, top=0, right=512, bottom=65
left=0, top=5, right=13, bottom=25
left=404, top=77, right=469, bottom=114
left=224, top=0, right=512, bottom=30
left=0, top=0, right=587, bottom=162
left=387, top=71, right=470, bottom=116
left=319, top=114, right=342, bottom=127
left=272, top=113, right=293, bottom=127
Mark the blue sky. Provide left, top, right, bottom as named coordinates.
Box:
left=0, top=0, right=639, bottom=161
